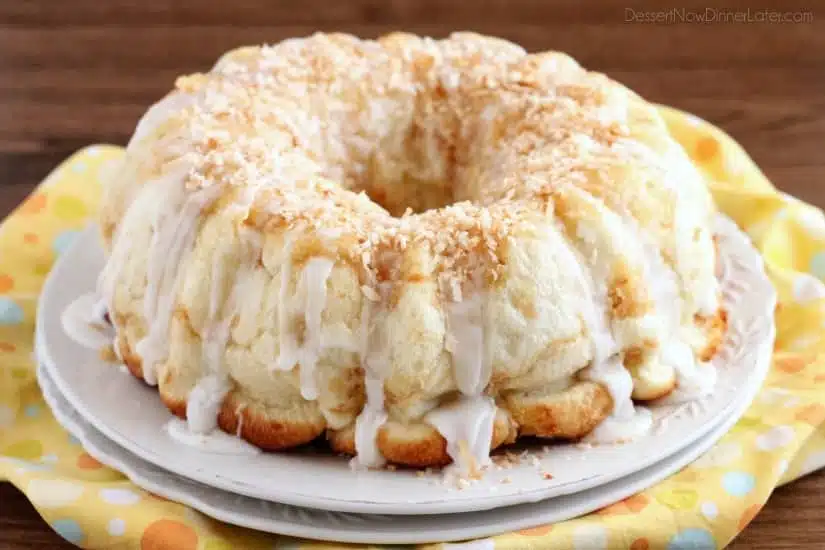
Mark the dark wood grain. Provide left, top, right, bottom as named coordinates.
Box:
left=1, top=1, right=823, bottom=548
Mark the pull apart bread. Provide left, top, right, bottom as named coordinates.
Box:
left=97, top=32, right=726, bottom=471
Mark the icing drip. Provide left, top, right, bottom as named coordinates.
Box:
left=274, top=256, right=336, bottom=401
left=659, top=339, right=717, bottom=403
left=187, top=227, right=259, bottom=435
left=124, top=174, right=222, bottom=386
left=445, top=295, right=489, bottom=396
left=351, top=295, right=391, bottom=470
left=299, top=258, right=335, bottom=400
left=571, top=240, right=652, bottom=443
left=186, top=315, right=234, bottom=434
left=581, top=354, right=652, bottom=443
left=424, top=395, right=498, bottom=477
left=61, top=292, right=114, bottom=350
left=428, top=290, right=497, bottom=475
left=352, top=376, right=389, bottom=469
left=638, top=236, right=717, bottom=400
left=186, top=374, right=231, bottom=434
left=164, top=418, right=260, bottom=455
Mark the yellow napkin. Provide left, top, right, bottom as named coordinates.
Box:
left=2, top=107, right=825, bottom=550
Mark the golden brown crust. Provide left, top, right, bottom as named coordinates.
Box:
left=114, top=307, right=728, bottom=467
left=503, top=381, right=613, bottom=439
left=217, top=392, right=326, bottom=451
left=117, top=335, right=145, bottom=382
left=327, top=409, right=518, bottom=468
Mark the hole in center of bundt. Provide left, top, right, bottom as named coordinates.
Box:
left=349, top=140, right=462, bottom=217
left=357, top=176, right=458, bottom=218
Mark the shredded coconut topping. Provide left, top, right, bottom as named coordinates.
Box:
left=123, top=32, right=665, bottom=296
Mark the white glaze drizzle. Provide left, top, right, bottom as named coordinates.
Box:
left=658, top=340, right=717, bottom=403
left=637, top=232, right=715, bottom=399
left=273, top=254, right=336, bottom=401
left=61, top=292, right=114, bottom=350
left=351, top=291, right=391, bottom=470
left=581, top=355, right=652, bottom=443
left=566, top=226, right=653, bottom=444
left=424, top=395, right=497, bottom=477
left=429, top=288, right=497, bottom=475
left=444, top=294, right=489, bottom=396
left=352, top=376, right=389, bottom=469
left=106, top=165, right=223, bottom=386
left=186, top=374, right=231, bottom=434
left=164, top=418, right=260, bottom=455
left=186, top=225, right=259, bottom=435
left=299, top=257, right=335, bottom=400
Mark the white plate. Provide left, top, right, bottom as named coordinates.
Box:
left=36, top=216, right=775, bottom=515
left=36, top=360, right=756, bottom=544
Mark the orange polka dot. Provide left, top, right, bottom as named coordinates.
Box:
left=795, top=404, right=825, bottom=425
left=598, top=493, right=650, bottom=515
left=630, top=538, right=650, bottom=550
left=141, top=519, right=198, bottom=550
left=0, top=275, right=14, bottom=293
left=776, top=355, right=808, bottom=374
left=0, top=342, right=16, bottom=352
left=738, top=503, right=762, bottom=531
left=623, top=493, right=650, bottom=512
left=20, top=194, right=47, bottom=214
left=517, top=524, right=553, bottom=536
left=147, top=492, right=172, bottom=503
left=77, top=452, right=103, bottom=470
left=695, top=136, right=720, bottom=162
left=814, top=374, right=825, bottom=383
left=23, top=233, right=39, bottom=244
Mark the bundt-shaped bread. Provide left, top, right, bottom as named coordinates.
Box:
left=98, top=32, right=726, bottom=472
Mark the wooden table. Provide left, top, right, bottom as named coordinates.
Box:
left=1, top=1, right=823, bottom=548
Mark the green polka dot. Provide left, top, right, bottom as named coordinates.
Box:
left=4, top=439, right=43, bottom=460
left=53, top=196, right=89, bottom=221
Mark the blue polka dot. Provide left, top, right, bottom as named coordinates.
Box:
left=71, top=162, right=87, bottom=173
left=668, top=528, right=716, bottom=549
left=2, top=457, right=49, bottom=471
left=52, top=230, right=80, bottom=256
left=722, top=471, right=755, bottom=497
left=24, top=404, right=40, bottom=418
left=810, top=252, right=825, bottom=279
left=51, top=519, right=84, bottom=544
left=0, top=298, right=24, bottom=325
left=68, top=434, right=81, bottom=446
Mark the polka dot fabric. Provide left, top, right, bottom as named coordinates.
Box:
left=2, top=108, right=825, bottom=549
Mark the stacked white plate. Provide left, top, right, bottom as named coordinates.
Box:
left=35, top=216, right=775, bottom=545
